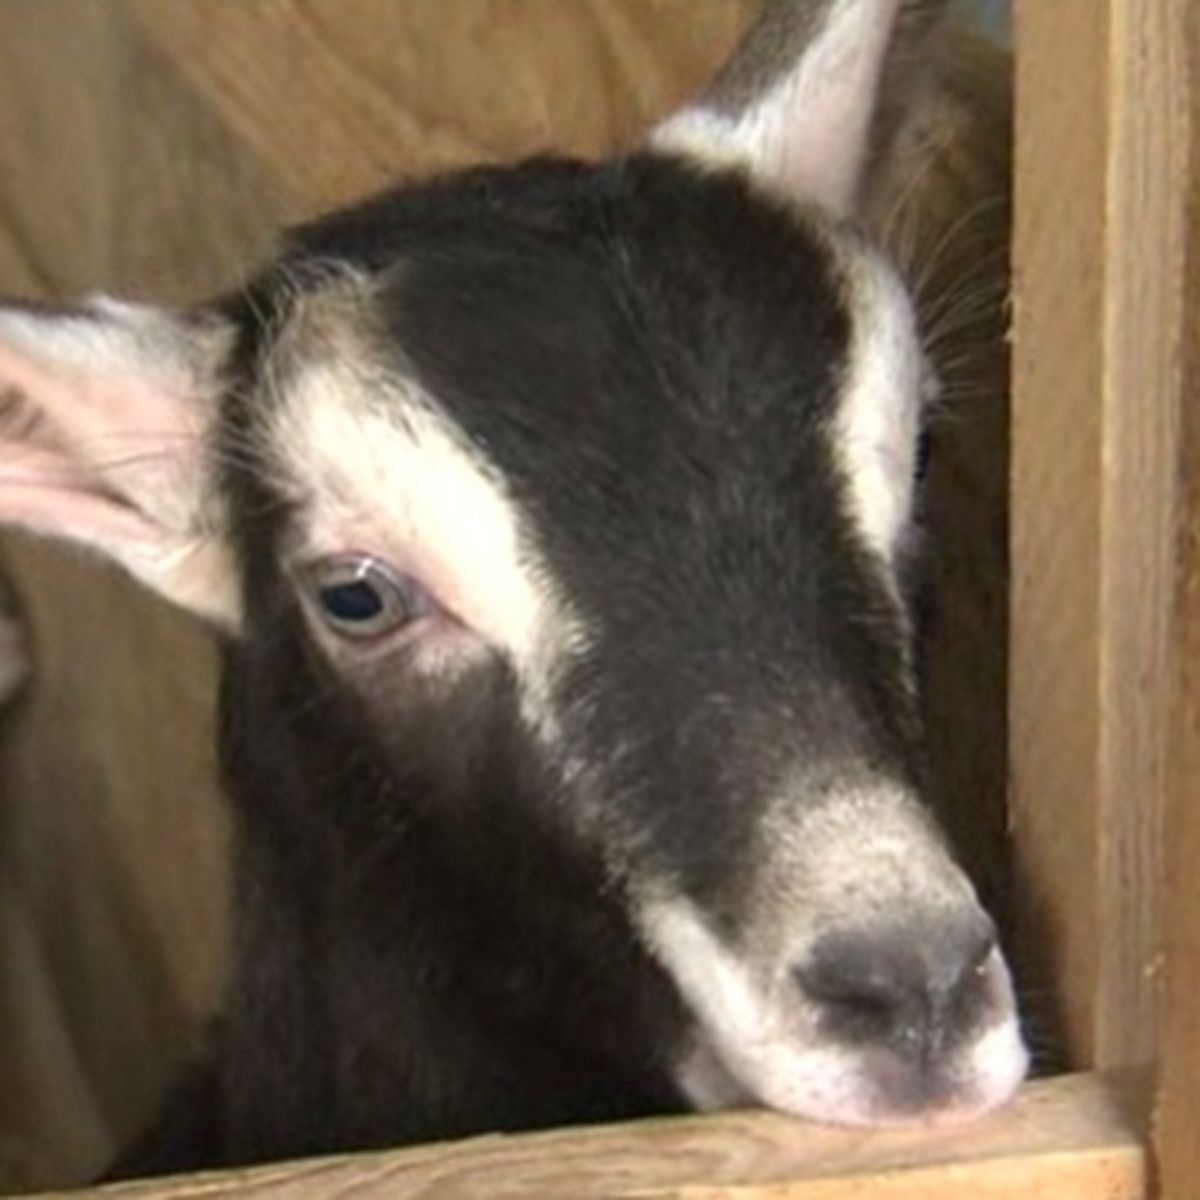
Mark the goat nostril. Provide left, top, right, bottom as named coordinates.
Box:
left=793, top=949, right=917, bottom=1043
left=794, top=917, right=997, bottom=1051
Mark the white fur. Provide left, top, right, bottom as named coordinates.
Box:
left=675, top=1039, right=754, bottom=1112
left=652, top=0, right=902, bottom=216
left=760, top=779, right=975, bottom=928
left=957, top=959, right=1031, bottom=1116
left=642, top=892, right=882, bottom=1123
left=828, top=244, right=922, bottom=562
left=269, top=350, right=585, bottom=737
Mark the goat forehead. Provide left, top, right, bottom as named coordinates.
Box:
left=279, top=159, right=860, bottom=504
left=364, top=183, right=883, bottom=576
left=247, top=156, right=920, bottom=680
left=349, top=158, right=920, bottom=584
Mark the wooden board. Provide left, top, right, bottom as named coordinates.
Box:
left=33, top=1076, right=1143, bottom=1200
left=1010, top=0, right=1182, bottom=1079
left=1150, top=1, right=1200, bottom=1194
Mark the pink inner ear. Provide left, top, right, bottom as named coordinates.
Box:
left=0, top=338, right=157, bottom=543
left=0, top=335, right=200, bottom=514
left=767, top=0, right=900, bottom=217
left=0, top=304, right=223, bottom=546
left=651, top=0, right=902, bottom=220
left=0, top=438, right=159, bottom=548
left=0, top=306, right=239, bottom=625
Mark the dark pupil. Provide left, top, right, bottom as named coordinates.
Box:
left=319, top=581, right=385, bottom=623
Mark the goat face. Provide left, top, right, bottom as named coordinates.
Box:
left=0, top=0, right=1026, bottom=1137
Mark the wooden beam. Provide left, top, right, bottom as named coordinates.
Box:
left=1010, top=0, right=1182, bottom=1076
left=45, top=1075, right=1141, bottom=1200
left=1151, top=1, right=1200, bottom=1194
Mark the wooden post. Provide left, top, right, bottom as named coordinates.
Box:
left=1011, top=0, right=1185, bottom=1082
left=1151, top=2, right=1200, bottom=1194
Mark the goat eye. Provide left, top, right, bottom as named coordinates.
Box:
left=303, top=556, right=425, bottom=640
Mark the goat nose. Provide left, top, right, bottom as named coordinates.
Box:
left=793, top=915, right=997, bottom=1058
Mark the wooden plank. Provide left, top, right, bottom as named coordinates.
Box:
left=35, top=1076, right=1140, bottom=1200
left=1010, top=0, right=1181, bottom=1076
left=1151, top=1, right=1200, bottom=1194
left=1093, top=0, right=1184, bottom=1079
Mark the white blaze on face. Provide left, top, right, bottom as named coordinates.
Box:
left=757, top=781, right=978, bottom=932
left=263, top=293, right=584, bottom=732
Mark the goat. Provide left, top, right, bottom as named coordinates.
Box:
left=0, top=0, right=1025, bottom=1178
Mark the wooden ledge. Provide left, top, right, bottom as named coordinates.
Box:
left=53, top=1074, right=1143, bottom=1199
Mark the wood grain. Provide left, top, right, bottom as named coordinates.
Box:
left=1150, top=0, right=1200, bottom=1194
left=1010, top=0, right=1181, bottom=1079
left=32, top=1076, right=1141, bottom=1200
left=126, top=0, right=758, bottom=214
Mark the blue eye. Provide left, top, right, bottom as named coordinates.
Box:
left=303, top=556, right=423, bottom=640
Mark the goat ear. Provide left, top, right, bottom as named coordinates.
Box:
left=0, top=297, right=239, bottom=626
left=652, top=0, right=938, bottom=218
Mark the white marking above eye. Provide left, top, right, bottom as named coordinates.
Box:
left=273, top=361, right=552, bottom=656
left=264, top=321, right=586, bottom=739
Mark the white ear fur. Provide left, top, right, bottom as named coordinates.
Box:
left=0, top=297, right=239, bottom=625
left=652, top=0, right=903, bottom=217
